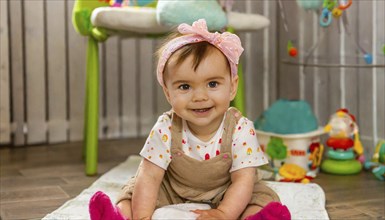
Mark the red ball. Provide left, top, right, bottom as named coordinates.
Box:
left=289, top=47, right=297, bottom=57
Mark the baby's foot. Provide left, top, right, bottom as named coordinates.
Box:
left=245, top=202, right=291, bottom=220
left=89, top=191, right=125, bottom=220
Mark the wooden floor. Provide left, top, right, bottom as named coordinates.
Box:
left=1, top=139, right=384, bottom=220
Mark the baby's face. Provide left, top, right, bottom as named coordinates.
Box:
left=162, top=48, right=238, bottom=137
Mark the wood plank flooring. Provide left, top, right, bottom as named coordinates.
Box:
left=1, top=139, right=384, bottom=219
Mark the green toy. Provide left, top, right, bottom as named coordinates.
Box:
left=321, top=159, right=362, bottom=175
left=266, top=137, right=288, bottom=161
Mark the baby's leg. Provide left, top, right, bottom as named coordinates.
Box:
left=117, top=199, right=132, bottom=219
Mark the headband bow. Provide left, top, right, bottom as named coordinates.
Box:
left=157, top=19, right=244, bottom=86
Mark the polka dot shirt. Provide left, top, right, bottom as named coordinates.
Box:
left=140, top=113, right=268, bottom=172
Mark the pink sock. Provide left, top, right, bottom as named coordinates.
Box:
left=245, top=202, right=291, bottom=220
left=89, top=191, right=126, bottom=220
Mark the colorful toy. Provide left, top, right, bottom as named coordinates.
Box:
left=319, top=0, right=352, bottom=27
left=364, top=140, right=385, bottom=181
left=276, top=163, right=312, bottom=183
left=321, top=109, right=364, bottom=175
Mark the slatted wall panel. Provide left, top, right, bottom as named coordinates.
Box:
left=1, top=0, right=383, bottom=161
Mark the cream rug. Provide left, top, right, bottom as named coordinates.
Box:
left=43, top=156, right=329, bottom=220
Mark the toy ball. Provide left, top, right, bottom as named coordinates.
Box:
left=289, top=47, right=298, bottom=57
left=296, top=0, right=322, bottom=10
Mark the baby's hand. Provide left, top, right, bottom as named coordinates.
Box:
left=192, top=208, right=228, bottom=220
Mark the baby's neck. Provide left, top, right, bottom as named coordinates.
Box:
left=186, top=118, right=223, bottom=142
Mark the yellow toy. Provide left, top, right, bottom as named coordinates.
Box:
left=277, top=163, right=311, bottom=183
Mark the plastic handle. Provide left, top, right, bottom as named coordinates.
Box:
left=320, top=8, right=332, bottom=27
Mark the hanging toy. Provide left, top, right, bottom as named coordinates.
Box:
left=287, top=40, right=298, bottom=57
left=278, top=0, right=298, bottom=57
left=319, top=0, right=352, bottom=27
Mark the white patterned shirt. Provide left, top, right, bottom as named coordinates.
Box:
left=140, top=112, right=268, bottom=172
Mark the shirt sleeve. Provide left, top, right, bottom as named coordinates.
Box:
left=230, top=117, right=269, bottom=172
left=139, top=114, right=172, bottom=170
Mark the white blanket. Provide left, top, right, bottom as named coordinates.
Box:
left=43, top=156, right=329, bottom=220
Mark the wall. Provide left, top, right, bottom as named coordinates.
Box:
left=0, top=0, right=384, bottom=158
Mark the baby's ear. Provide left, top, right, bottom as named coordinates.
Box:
left=230, top=75, right=239, bottom=101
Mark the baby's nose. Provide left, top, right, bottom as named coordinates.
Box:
left=192, top=88, right=208, bottom=101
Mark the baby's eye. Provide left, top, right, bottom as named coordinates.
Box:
left=178, top=84, right=190, bottom=90
left=208, top=81, right=218, bottom=88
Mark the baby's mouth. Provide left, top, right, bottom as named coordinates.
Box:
left=192, top=107, right=212, bottom=113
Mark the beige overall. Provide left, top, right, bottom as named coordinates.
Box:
left=117, top=108, right=279, bottom=210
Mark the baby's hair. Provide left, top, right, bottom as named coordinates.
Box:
left=156, top=31, right=230, bottom=76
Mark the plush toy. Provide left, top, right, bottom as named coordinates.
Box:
left=321, top=109, right=364, bottom=175
left=364, top=140, right=385, bottom=181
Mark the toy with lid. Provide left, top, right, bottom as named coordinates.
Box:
left=321, top=109, right=364, bottom=175
left=254, top=99, right=325, bottom=180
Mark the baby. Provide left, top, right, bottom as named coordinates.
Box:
left=89, top=19, right=290, bottom=220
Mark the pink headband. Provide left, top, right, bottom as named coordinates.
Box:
left=156, top=19, right=244, bottom=86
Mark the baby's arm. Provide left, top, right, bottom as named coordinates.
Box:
left=217, top=167, right=255, bottom=219
left=132, top=159, right=165, bottom=220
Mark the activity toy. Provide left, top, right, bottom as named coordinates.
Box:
left=254, top=99, right=319, bottom=134
left=255, top=100, right=325, bottom=179
left=321, top=109, right=364, bottom=175
left=364, top=140, right=385, bottom=181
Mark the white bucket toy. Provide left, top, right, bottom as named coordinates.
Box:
left=256, top=128, right=325, bottom=177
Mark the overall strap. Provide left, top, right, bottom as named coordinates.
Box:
left=221, top=107, right=243, bottom=154
left=170, top=111, right=183, bottom=155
